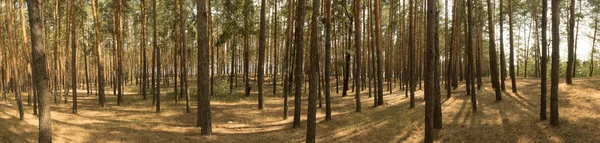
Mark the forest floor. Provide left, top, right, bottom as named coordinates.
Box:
left=1, top=77, right=600, bottom=143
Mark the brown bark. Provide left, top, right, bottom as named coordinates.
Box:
left=354, top=0, right=362, bottom=112
left=325, top=0, right=332, bottom=120
left=540, top=0, right=548, bottom=121
left=424, top=0, right=439, bottom=141
left=258, top=0, right=266, bottom=110
left=566, top=0, right=575, bottom=84
left=550, top=0, right=560, bottom=126
left=293, top=0, right=307, bottom=128
left=307, top=0, right=320, bottom=141
left=486, top=0, right=501, bottom=100
left=508, top=0, right=516, bottom=93
left=92, top=0, right=106, bottom=107
left=197, top=0, right=212, bottom=135
left=27, top=0, right=52, bottom=142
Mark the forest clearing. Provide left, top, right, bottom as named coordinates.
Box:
left=1, top=78, right=599, bottom=142
left=2, top=0, right=600, bottom=142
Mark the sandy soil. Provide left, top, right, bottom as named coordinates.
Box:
left=1, top=78, right=599, bottom=143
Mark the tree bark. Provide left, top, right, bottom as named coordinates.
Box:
left=499, top=0, right=507, bottom=90
left=257, top=0, right=266, bottom=110
left=307, top=0, right=320, bottom=141
left=508, top=0, right=517, bottom=93
left=374, top=0, right=383, bottom=106
left=550, top=0, right=560, bottom=126
left=354, top=0, right=362, bottom=112
left=325, top=0, right=332, bottom=120
left=424, top=0, right=439, bottom=141
left=27, top=0, right=52, bottom=142
left=69, top=0, right=77, bottom=113
left=467, top=0, right=477, bottom=111
left=486, top=0, right=501, bottom=100
left=92, top=0, right=106, bottom=107
left=282, top=0, right=294, bottom=120
left=153, top=0, right=160, bottom=113
left=141, top=0, right=147, bottom=100
left=293, top=0, right=307, bottom=128
left=408, top=0, right=415, bottom=108
left=566, top=0, right=575, bottom=84
left=197, top=0, right=212, bottom=135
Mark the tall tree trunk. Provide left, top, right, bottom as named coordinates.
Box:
left=292, top=0, right=307, bottom=128
left=467, top=0, right=477, bottom=111
left=486, top=0, right=501, bottom=100
left=408, top=0, right=415, bottom=108
left=540, top=0, right=548, bottom=121
left=354, top=0, right=362, bottom=112
left=180, top=0, right=190, bottom=113
left=7, top=0, right=24, bottom=120
left=324, top=0, right=332, bottom=120
left=499, top=0, right=507, bottom=90
left=244, top=0, right=251, bottom=96
left=257, top=0, right=266, bottom=110
left=272, top=0, right=278, bottom=98
left=374, top=0, right=383, bottom=106
left=197, top=0, right=212, bottom=135
left=26, top=0, right=52, bottom=141
left=508, top=0, right=516, bottom=93
left=307, top=0, right=320, bottom=141
left=153, top=0, right=160, bottom=113
left=424, top=0, right=439, bottom=141
left=566, top=0, right=575, bottom=84
left=69, top=0, right=77, bottom=113
left=141, top=0, right=147, bottom=100
left=92, top=0, right=106, bottom=107
left=550, top=0, right=560, bottom=126
left=282, top=0, right=294, bottom=120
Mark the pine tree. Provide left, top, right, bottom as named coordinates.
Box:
left=197, top=0, right=213, bottom=135
left=26, top=0, right=52, bottom=141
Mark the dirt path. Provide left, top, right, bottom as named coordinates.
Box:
left=1, top=78, right=599, bottom=142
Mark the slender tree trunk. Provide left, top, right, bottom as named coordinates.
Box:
left=540, top=0, right=549, bottom=121
left=467, top=0, right=477, bottom=111
left=197, top=0, right=212, bottom=135
left=566, top=0, right=575, bottom=84
left=408, top=0, right=415, bottom=108
left=374, top=0, right=383, bottom=106
left=7, top=0, right=24, bottom=120
left=306, top=0, right=320, bottom=141
left=243, top=0, right=251, bottom=97
left=292, top=0, right=307, bottom=128
left=550, top=0, right=560, bottom=126
left=153, top=0, right=160, bottom=113
left=180, top=0, right=190, bottom=113
left=272, top=0, right=278, bottom=97
left=257, top=0, right=267, bottom=110
left=282, top=0, right=294, bottom=120
left=354, top=0, right=362, bottom=112
left=424, top=0, right=439, bottom=141
left=324, top=0, right=332, bottom=120
left=591, top=21, right=597, bottom=77
left=508, top=0, right=516, bottom=93
left=84, top=49, right=90, bottom=96
left=26, top=0, right=52, bottom=141
left=486, top=0, right=501, bottom=100
left=69, top=0, right=77, bottom=113
left=141, top=0, right=147, bottom=100
left=92, top=0, right=106, bottom=107
left=499, top=0, right=506, bottom=90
